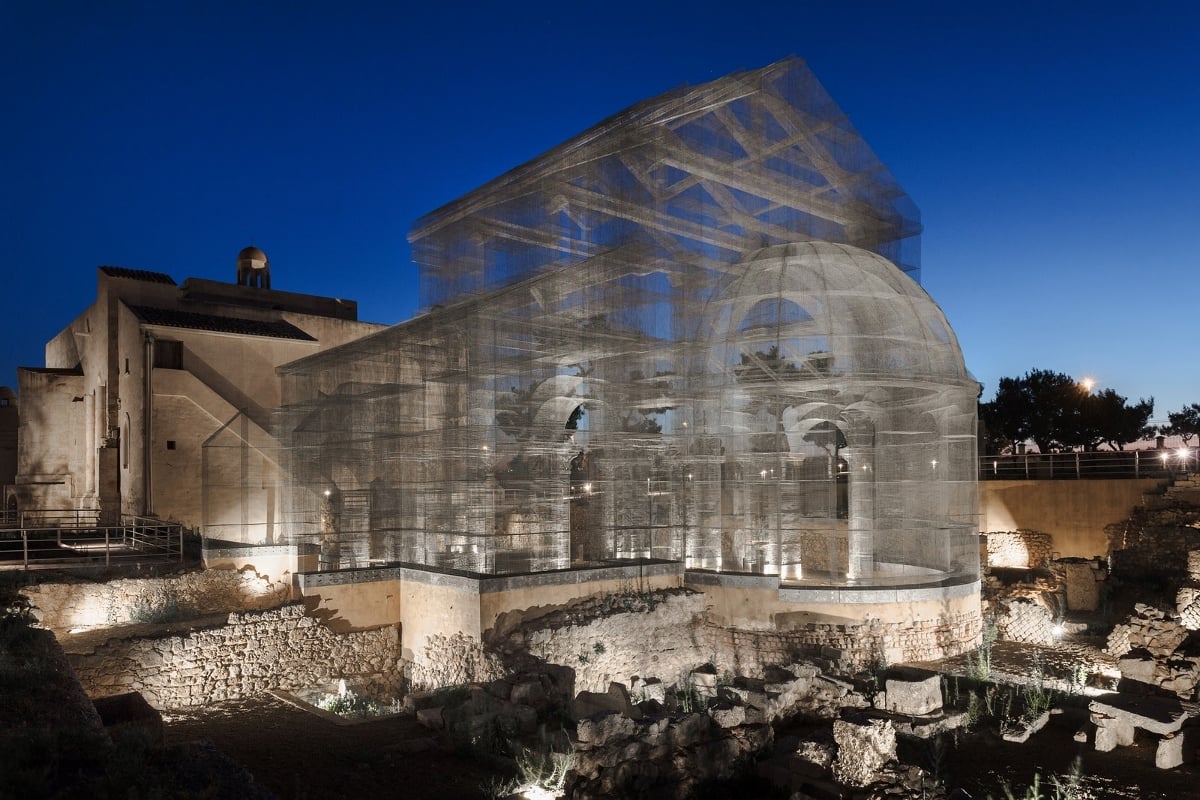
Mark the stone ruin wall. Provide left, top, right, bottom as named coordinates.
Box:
left=68, top=604, right=400, bottom=710
left=983, top=530, right=1054, bottom=569
left=704, top=611, right=983, bottom=673
left=23, top=567, right=292, bottom=633
left=497, top=590, right=711, bottom=694
left=1107, top=505, right=1200, bottom=583
left=481, top=588, right=981, bottom=692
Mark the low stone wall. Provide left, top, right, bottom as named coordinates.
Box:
left=994, top=596, right=1055, bottom=645
left=23, top=567, right=291, bottom=633
left=983, top=530, right=1053, bottom=569
left=1108, top=505, right=1200, bottom=583
left=704, top=610, right=983, bottom=672
left=981, top=478, right=1163, bottom=558
left=69, top=604, right=400, bottom=709
left=519, top=590, right=708, bottom=693
left=493, top=590, right=709, bottom=694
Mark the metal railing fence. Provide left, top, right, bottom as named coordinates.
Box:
left=980, top=447, right=1195, bottom=480
left=0, top=510, right=184, bottom=570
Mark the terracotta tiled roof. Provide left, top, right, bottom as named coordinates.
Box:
left=129, top=306, right=316, bottom=341
left=99, top=266, right=177, bottom=285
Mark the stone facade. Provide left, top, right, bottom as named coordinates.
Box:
left=68, top=604, right=400, bottom=709
left=23, top=567, right=291, bottom=633
left=983, top=530, right=1053, bottom=569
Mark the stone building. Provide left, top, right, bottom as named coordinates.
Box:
left=272, top=58, right=984, bottom=666
left=10, top=250, right=385, bottom=538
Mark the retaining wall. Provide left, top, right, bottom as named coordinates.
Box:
left=23, top=567, right=291, bottom=634
left=980, top=478, right=1162, bottom=558
left=68, top=604, right=400, bottom=709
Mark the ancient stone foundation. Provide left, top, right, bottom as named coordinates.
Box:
left=495, top=590, right=709, bottom=693
left=69, top=604, right=400, bottom=709
left=23, top=567, right=291, bottom=633
left=984, top=530, right=1053, bottom=569
left=704, top=611, right=983, bottom=672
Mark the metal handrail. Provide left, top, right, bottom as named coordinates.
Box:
left=980, top=447, right=1195, bottom=480
left=0, top=515, right=184, bottom=570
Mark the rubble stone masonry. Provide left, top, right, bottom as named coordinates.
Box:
left=68, top=604, right=400, bottom=710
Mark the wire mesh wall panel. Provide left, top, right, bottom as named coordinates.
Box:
left=270, top=58, right=978, bottom=588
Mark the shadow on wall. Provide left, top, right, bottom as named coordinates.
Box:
left=980, top=479, right=1164, bottom=559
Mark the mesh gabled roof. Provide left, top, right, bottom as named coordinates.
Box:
left=411, top=57, right=921, bottom=309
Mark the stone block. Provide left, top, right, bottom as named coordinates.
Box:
left=1062, top=560, right=1102, bottom=612
left=640, top=678, right=666, bottom=704
left=882, top=672, right=942, bottom=716
left=92, top=691, right=164, bottom=745
left=1002, top=710, right=1050, bottom=743
left=1117, top=650, right=1159, bottom=684
left=689, top=669, right=719, bottom=697
left=509, top=678, right=546, bottom=708
left=708, top=702, right=746, bottom=728
left=1093, top=719, right=1133, bottom=752
left=576, top=711, right=636, bottom=746
left=415, top=706, right=444, bottom=730
left=1089, top=693, right=1190, bottom=736
left=832, top=717, right=896, bottom=788
left=1156, top=732, right=1187, bottom=769
left=792, top=740, right=834, bottom=777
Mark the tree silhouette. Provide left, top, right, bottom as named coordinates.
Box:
left=1163, top=403, right=1200, bottom=447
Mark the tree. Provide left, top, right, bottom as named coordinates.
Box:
left=979, top=369, right=1079, bottom=453
left=1163, top=403, right=1200, bottom=447
left=1077, top=390, right=1154, bottom=451
left=979, top=369, right=1154, bottom=453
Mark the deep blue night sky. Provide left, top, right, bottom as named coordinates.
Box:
left=3, top=1, right=1197, bottom=421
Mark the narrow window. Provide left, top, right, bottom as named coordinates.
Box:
left=166, top=441, right=176, bottom=450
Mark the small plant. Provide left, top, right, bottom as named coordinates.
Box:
left=514, top=746, right=574, bottom=795
left=592, top=641, right=606, bottom=656
left=924, top=732, right=949, bottom=788
left=993, top=757, right=1085, bottom=799
left=315, top=688, right=400, bottom=718
left=1065, top=663, right=1089, bottom=695
left=480, top=775, right=518, bottom=799
left=965, top=691, right=982, bottom=728
left=1022, top=681, right=1053, bottom=723
left=966, top=623, right=997, bottom=681
left=577, top=652, right=589, bottom=665
left=942, top=675, right=960, bottom=708
left=1018, top=652, right=1054, bottom=723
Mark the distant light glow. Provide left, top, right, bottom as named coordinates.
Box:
left=1080, top=377, right=1095, bottom=392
